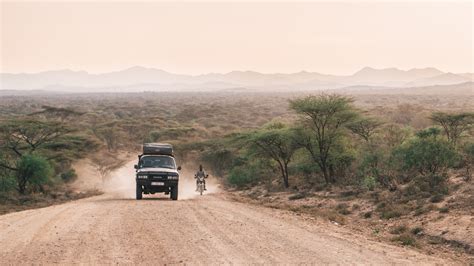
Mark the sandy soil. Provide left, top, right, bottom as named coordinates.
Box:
left=0, top=162, right=462, bottom=265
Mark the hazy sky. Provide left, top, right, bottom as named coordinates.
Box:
left=1, top=1, right=472, bottom=75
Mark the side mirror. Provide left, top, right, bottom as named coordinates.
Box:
left=134, top=164, right=138, bottom=169
left=177, top=166, right=182, bottom=171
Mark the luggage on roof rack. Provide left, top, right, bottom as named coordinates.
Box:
left=142, top=143, right=173, bottom=156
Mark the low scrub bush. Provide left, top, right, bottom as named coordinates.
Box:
left=60, top=169, right=77, bottom=182
left=336, top=203, right=351, bottom=215
left=288, top=193, right=306, bottom=200
left=392, top=234, right=417, bottom=246
left=411, top=227, right=423, bottom=235
left=338, top=208, right=351, bottom=215
left=428, top=236, right=445, bottom=245
left=438, top=206, right=450, bottom=213
left=430, top=194, right=445, bottom=203
left=390, top=225, right=408, bottom=235
left=378, top=205, right=404, bottom=219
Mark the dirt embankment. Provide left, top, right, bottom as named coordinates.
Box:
left=230, top=183, right=474, bottom=264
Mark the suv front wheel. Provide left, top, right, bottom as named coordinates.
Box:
left=136, top=184, right=143, bottom=200
left=170, top=186, right=178, bottom=201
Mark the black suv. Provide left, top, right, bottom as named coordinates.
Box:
left=134, top=143, right=181, bottom=200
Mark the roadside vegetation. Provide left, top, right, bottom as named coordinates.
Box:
left=199, top=95, right=472, bottom=191
left=186, top=93, right=474, bottom=257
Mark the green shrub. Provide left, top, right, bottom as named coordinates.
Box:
left=227, top=166, right=258, bottom=188
left=0, top=175, right=16, bottom=192
left=403, top=183, right=422, bottom=198
left=393, top=130, right=458, bottom=178
left=404, top=175, right=449, bottom=198
left=461, top=142, right=474, bottom=181
left=357, top=150, right=384, bottom=180
left=290, top=151, right=320, bottom=179
left=16, top=155, right=53, bottom=194
left=202, top=148, right=235, bottom=177
left=362, top=175, right=377, bottom=191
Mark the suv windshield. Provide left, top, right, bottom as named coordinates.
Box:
left=139, top=156, right=176, bottom=169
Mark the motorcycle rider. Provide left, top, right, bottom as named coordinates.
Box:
left=195, top=164, right=207, bottom=191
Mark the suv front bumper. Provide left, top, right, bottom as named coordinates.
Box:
left=136, top=179, right=178, bottom=193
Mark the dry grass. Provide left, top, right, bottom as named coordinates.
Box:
left=0, top=189, right=102, bottom=215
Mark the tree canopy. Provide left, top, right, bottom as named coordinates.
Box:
left=430, top=112, right=474, bottom=146
left=247, top=122, right=297, bottom=188
left=290, top=94, right=358, bottom=184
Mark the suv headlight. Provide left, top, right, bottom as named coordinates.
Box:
left=137, top=175, right=148, bottom=179
left=168, top=175, right=179, bottom=180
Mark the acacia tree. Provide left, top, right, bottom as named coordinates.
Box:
left=248, top=123, right=297, bottom=188
left=290, top=94, right=358, bottom=184
left=347, top=117, right=382, bottom=143
left=430, top=112, right=474, bottom=146
left=96, top=122, right=122, bottom=151
left=0, top=120, right=65, bottom=194
left=0, top=120, right=69, bottom=169
left=0, top=120, right=69, bottom=154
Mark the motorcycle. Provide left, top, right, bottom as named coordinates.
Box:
left=195, top=174, right=208, bottom=195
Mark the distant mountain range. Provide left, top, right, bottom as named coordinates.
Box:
left=0, top=66, right=472, bottom=93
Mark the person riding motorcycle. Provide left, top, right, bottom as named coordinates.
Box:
left=195, top=165, right=207, bottom=191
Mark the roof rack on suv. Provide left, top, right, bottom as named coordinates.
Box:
left=142, top=143, right=174, bottom=156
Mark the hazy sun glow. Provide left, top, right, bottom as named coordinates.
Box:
left=1, top=1, right=472, bottom=74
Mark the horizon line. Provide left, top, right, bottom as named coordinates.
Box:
left=2, top=65, right=469, bottom=76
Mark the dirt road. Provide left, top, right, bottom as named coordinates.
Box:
left=0, top=160, right=457, bottom=265
left=0, top=191, right=455, bottom=265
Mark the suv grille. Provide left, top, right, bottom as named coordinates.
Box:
left=150, top=175, right=167, bottom=180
